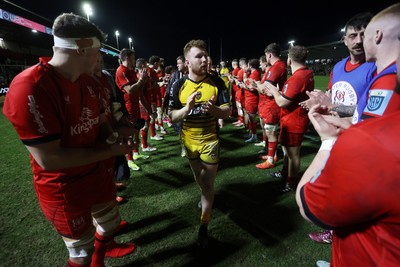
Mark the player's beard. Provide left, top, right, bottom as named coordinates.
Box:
left=350, top=45, right=365, bottom=56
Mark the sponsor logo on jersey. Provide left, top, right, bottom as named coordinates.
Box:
left=367, top=96, right=384, bottom=111
left=28, top=95, right=48, bottom=134
left=70, top=107, right=99, bottom=136
left=188, top=104, right=203, bottom=116
left=364, top=89, right=393, bottom=116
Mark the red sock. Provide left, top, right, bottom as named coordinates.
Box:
left=68, top=259, right=90, bottom=267
left=91, top=233, right=136, bottom=263
left=105, top=239, right=136, bottom=258
left=247, top=122, right=252, bottom=132
left=114, top=220, right=128, bottom=234
left=251, top=121, right=257, bottom=134
left=238, top=115, right=243, bottom=123
left=267, top=141, right=277, bottom=157
left=126, top=151, right=133, bottom=161
left=141, top=129, right=148, bottom=147
left=150, top=122, right=156, bottom=137
left=91, top=232, right=111, bottom=267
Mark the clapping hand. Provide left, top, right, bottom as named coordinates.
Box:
left=308, top=104, right=342, bottom=140
left=201, top=95, right=216, bottom=114
left=299, top=89, right=331, bottom=110
left=265, top=82, right=278, bottom=96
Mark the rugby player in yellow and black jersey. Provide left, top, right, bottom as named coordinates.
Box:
left=167, top=39, right=231, bottom=247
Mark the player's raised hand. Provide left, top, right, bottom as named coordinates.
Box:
left=186, top=91, right=198, bottom=111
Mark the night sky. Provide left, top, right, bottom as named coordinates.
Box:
left=4, top=0, right=399, bottom=65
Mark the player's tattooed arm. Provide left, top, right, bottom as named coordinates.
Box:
left=331, top=105, right=356, bottom=117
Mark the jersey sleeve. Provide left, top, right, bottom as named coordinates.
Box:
left=115, top=68, right=134, bottom=91
left=327, top=70, right=333, bottom=90
left=217, top=85, right=230, bottom=107
left=210, top=74, right=230, bottom=107
left=281, top=75, right=303, bottom=101
left=300, top=125, right=397, bottom=229
left=265, top=62, right=285, bottom=85
left=165, top=71, right=178, bottom=96
left=168, top=77, right=185, bottom=110
left=3, top=75, right=62, bottom=145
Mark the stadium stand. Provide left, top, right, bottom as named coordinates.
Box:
left=0, top=1, right=347, bottom=98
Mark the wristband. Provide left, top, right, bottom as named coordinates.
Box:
left=319, top=139, right=336, bottom=151
left=106, top=132, right=119, bottom=144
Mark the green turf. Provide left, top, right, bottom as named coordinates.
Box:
left=314, top=75, right=329, bottom=90
left=0, top=76, right=332, bottom=267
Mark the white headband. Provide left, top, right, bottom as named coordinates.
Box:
left=53, top=36, right=101, bottom=49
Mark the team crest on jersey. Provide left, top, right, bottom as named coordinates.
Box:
left=331, top=81, right=357, bottom=105
left=267, top=71, right=271, bottom=79
left=334, top=90, right=346, bottom=103
left=195, top=91, right=202, bottom=100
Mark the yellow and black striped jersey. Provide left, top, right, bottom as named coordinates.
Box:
left=168, top=73, right=230, bottom=141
